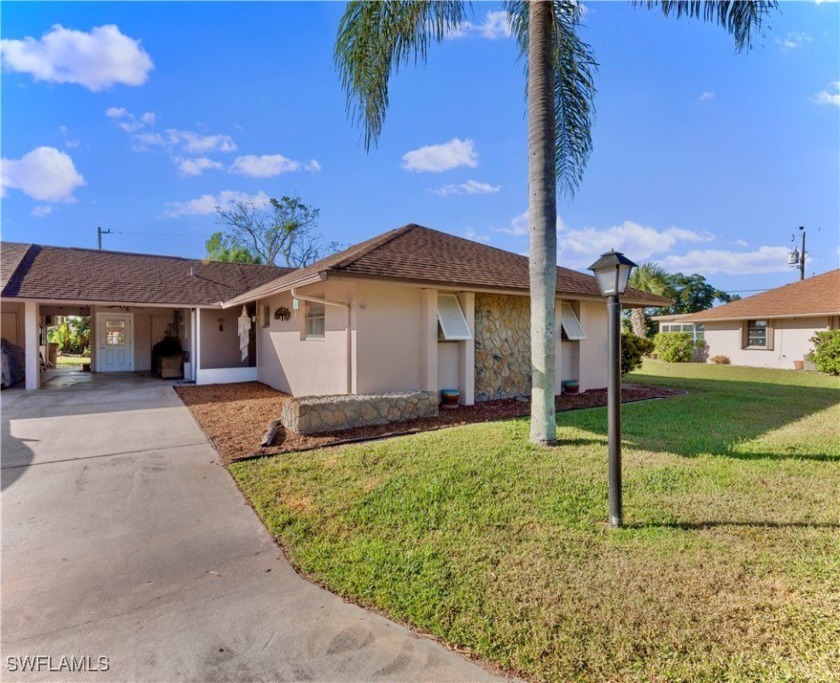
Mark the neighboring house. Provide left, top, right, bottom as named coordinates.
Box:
left=666, top=269, right=839, bottom=369
left=1, top=224, right=669, bottom=398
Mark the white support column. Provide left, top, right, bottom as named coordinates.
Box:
left=458, top=292, right=475, bottom=405
left=24, top=301, right=40, bottom=390
left=420, top=289, right=438, bottom=393
left=194, top=307, right=202, bottom=384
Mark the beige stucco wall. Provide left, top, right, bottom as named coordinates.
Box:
left=703, top=316, right=832, bottom=369
left=256, top=281, right=355, bottom=396
left=577, top=300, right=609, bottom=391
left=199, top=306, right=251, bottom=370
left=354, top=281, right=425, bottom=394
left=1, top=301, right=25, bottom=346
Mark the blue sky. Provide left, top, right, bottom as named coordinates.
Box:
left=2, top=1, right=838, bottom=294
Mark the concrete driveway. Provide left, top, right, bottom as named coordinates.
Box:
left=1, top=374, right=503, bottom=682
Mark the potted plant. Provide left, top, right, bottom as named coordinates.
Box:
left=562, top=380, right=579, bottom=394
left=440, top=388, right=460, bottom=408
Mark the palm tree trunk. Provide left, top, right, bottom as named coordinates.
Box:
left=528, top=0, right=557, bottom=446
left=630, top=308, right=647, bottom=337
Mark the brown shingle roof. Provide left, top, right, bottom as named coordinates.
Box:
left=682, top=269, right=840, bottom=322
left=226, top=224, right=672, bottom=307
left=0, top=242, right=291, bottom=307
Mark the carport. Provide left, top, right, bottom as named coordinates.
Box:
left=1, top=242, right=288, bottom=390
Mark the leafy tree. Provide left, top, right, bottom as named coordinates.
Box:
left=334, top=0, right=775, bottom=445
left=205, top=232, right=263, bottom=264
left=208, top=195, right=337, bottom=267
left=663, top=272, right=740, bottom=315
left=627, top=262, right=669, bottom=337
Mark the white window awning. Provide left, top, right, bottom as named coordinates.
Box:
left=560, top=302, right=586, bottom=340
left=437, top=293, right=472, bottom=340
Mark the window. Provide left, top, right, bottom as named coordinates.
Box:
left=261, top=305, right=270, bottom=329
left=437, top=294, right=472, bottom=341
left=304, top=301, right=325, bottom=339
left=745, top=319, right=769, bottom=348
left=105, top=319, right=126, bottom=346
left=659, top=322, right=704, bottom=344
left=559, top=302, right=586, bottom=340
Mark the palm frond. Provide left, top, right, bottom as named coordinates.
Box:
left=335, top=1, right=468, bottom=150
left=507, top=1, right=598, bottom=198
left=636, top=1, right=777, bottom=51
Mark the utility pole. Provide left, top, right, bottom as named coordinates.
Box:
left=97, top=226, right=112, bottom=250
left=797, top=226, right=805, bottom=281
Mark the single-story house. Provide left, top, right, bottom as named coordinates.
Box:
left=657, top=269, right=839, bottom=369
left=1, top=224, right=669, bottom=399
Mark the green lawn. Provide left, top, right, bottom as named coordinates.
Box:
left=55, top=355, right=89, bottom=367
left=231, top=361, right=840, bottom=682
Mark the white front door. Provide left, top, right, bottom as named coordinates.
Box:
left=97, top=313, right=133, bottom=372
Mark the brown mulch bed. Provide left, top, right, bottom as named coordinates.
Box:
left=174, top=382, right=682, bottom=464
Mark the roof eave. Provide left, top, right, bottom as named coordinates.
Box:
left=220, top=270, right=328, bottom=308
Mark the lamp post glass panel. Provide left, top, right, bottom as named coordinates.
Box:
left=588, top=250, right=637, bottom=528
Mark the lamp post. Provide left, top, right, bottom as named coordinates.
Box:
left=588, top=250, right=638, bottom=528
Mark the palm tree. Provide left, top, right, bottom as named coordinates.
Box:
left=628, top=261, right=669, bottom=337
left=335, top=0, right=775, bottom=445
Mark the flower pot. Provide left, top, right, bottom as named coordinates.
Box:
left=793, top=360, right=804, bottom=371
left=440, top=389, right=460, bottom=409
left=562, top=380, right=579, bottom=394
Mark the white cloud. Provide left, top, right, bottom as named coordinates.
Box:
left=558, top=220, right=714, bottom=266
left=58, top=125, right=79, bottom=148
left=175, top=157, right=223, bottom=177
left=494, top=210, right=566, bottom=236
left=813, top=82, right=840, bottom=106
left=465, top=227, right=491, bottom=243
left=0, top=24, right=153, bottom=91
left=231, top=153, right=301, bottom=177
left=447, top=11, right=512, bottom=40
left=774, top=31, right=813, bottom=50
left=1, top=146, right=85, bottom=202
left=732, top=239, right=749, bottom=248
left=698, top=91, right=715, bottom=102
left=305, top=159, right=322, bottom=172
left=164, top=190, right=271, bottom=218
left=169, top=130, right=236, bottom=154
left=432, top=179, right=500, bottom=196
left=401, top=138, right=478, bottom=172
left=662, top=246, right=792, bottom=275
left=105, top=106, right=129, bottom=119
left=31, top=205, right=54, bottom=218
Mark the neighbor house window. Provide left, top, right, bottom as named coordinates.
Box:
left=744, top=319, right=771, bottom=349
left=437, top=294, right=472, bottom=341
left=660, top=322, right=703, bottom=344
left=559, top=302, right=586, bottom=340
left=304, top=301, right=325, bottom=339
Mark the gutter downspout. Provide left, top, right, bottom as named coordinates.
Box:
left=291, top=288, right=353, bottom=395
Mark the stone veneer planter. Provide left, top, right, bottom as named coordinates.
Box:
left=280, top=391, right=439, bottom=435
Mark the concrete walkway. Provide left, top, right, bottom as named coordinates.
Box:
left=1, top=375, right=503, bottom=682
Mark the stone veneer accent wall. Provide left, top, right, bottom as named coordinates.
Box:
left=474, top=294, right=531, bottom=401
left=280, top=391, right=439, bottom=435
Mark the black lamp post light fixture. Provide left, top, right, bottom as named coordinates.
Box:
left=588, top=250, right=638, bottom=528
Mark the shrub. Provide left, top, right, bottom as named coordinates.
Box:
left=621, top=332, right=654, bottom=376
left=710, top=355, right=730, bottom=365
left=809, top=330, right=840, bottom=375
left=653, top=332, right=694, bottom=363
